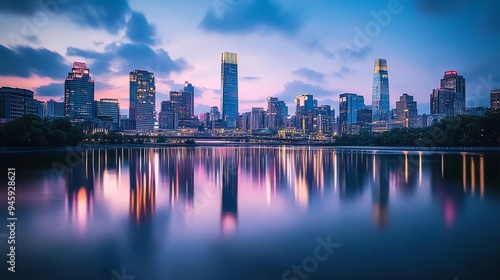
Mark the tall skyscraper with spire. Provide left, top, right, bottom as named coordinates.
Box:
left=372, top=59, right=390, bottom=122
left=221, top=52, right=238, bottom=129
left=129, top=70, right=156, bottom=132
left=64, top=62, right=95, bottom=121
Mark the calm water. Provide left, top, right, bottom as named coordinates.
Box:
left=1, top=146, right=500, bottom=280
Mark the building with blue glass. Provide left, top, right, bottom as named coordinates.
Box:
left=339, top=93, right=365, bottom=135
left=64, top=62, right=95, bottom=121
left=372, top=59, right=390, bottom=122
left=221, top=52, right=238, bottom=129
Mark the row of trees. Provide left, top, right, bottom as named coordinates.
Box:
left=0, top=115, right=85, bottom=147
left=333, top=110, right=500, bottom=147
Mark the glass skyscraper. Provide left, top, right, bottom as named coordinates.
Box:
left=372, top=59, right=390, bottom=122
left=339, top=93, right=365, bottom=135
left=64, top=62, right=95, bottom=120
left=130, top=70, right=155, bottom=132
left=221, top=52, right=238, bottom=129
left=440, top=70, right=465, bottom=116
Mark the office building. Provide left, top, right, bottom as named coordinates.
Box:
left=295, top=93, right=315, bottom=134
left=339, top=93, right=365, bottom=135
left=44, top=99, right=64, bottom=118
left=430, top=88, right=456, bottom=117
left=159, top=100, right=178, bottom=130
left=440, top=70, right=465, bottom=115
left=95, top=98, right=120, bottom=130
left=372, top=59, right=390, bottom=122
left=250, top=107, right=266, bottom=130
left=64, top=62, right=95, bottom=120
left=221, top=52, right=238, bottom=128
left=357, top=107, right=373, bottom=133
left=491, top=89, right=500, bottom=109
left=130, top=70, right=156, bottom=132
left=396, top=94, right=418, bottom=127
left=315, top=105, right=334, bottom=135
left=267, top=97, right=288, bottom=130
left=170, top=90, right=194, bottom=121
left=0, top=87, right=41, bottom=123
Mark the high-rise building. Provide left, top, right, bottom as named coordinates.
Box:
left=295, top=93, right=315, bottom=134
left=210, top=106, right=221, bottom=121
left=357, top=107, right=373, bottom=133
left=396, top=94, right=418, bottom=127
left=170, top=90, right=194, bottom=121
left=95, top=98, right=120, bottom=130
left=267, top=97, right=288, bottom=130
left=372, top=59, right=390, bottom=122
left=0, top=87, right=41, bottom=123
left=159, top=100, right=178, bottom=130
left=250, top=107, right=266, bottom=130
left=221, top=52, right=238, bottom=128
left=430, top=88, right=456, bottom=117
left=130, top=70, right=156, bottom=132
left=491, top=89, right=500, bottom=109
left=44, top=99, right=64, bottom=118
left=440, top=70, right=465, bottom=115
left=315, top=105, right=334, bottom=135
left=339, top=93, right=365, bottom=135
left=64, top=62, right=95, bottom=121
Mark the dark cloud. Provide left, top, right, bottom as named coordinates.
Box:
left=0, top=44, right=68, bottom=79
left=66, top=43, right=189, bottom=76
left=35, top=83, right=63, bottom=98
left=275, top=80, right=342, bottom=104
left=126, top=11, right=158, bottom=45
left=0, top=0, right=131, bottom=34
left=241, top=76, right=260, bottom=81
left=415, top=0, right=500, bottom=34
left=292, top=67, right=324, bottom=82
left=199, top=0, right=302, bottom=35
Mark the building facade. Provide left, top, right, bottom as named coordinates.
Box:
left=372, top=59, right=390, bottom=122
left=130, top=70, right=156, bottom=132
left=159, top=100, right=178, bottom=130
left=95, top=98, right=120, bottom=130
left=44, top=99, right=64, bottom=118
left=0, top=87, right=41, bottom=123
left=339, top=93, right=365, bottom=135
left=295, top=93, right=315, bottom=134
left=64, top=62, right=95, bottom=121
left=396, top=94, right=418, bottom=127
left=440, top=70, right=465, bottom=115
left=431, top=88, right=456, bottom=116
left=221, top=52, right=238, bottom=129
left=491, top=89, right=500, bottom=110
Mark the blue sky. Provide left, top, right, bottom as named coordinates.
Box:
left=0, top=0, right=499, bottom=116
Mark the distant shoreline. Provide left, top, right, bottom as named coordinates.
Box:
left=1, top=142, right=499, bottom=154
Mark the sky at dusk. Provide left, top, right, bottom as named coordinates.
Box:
left=1, top=0, right=499, bottom=116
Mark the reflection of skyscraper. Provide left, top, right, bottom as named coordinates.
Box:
left=129, top=149, right=156, bottom=225
left=221, top=52, right=238, bottom=129
left=64, top=62, right=95, bottom=120
left=130, top=70, right=156, bottom=132
left=221, top=154, right=238, bottom=234
left=372, top=59, right=390, bottom=122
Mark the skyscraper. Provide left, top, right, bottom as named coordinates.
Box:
left=491, top=89, right=500, bottom=109
left=267, top=97, right=288, bottom=130
left=221, top=52, right=238, bottom=129
left=130, top=70, right=156, bottom=132
left=430, top=88, right=456, bottom=117
left=295, top=93, right=314, bottom=134
left=44, top=99, right=64, bottom=118
left=339, top=93, right=365, bottom=135
left=440, top=70, right=465, bottom=115
left=396, top=94, right=418, bottom=127
left=64, top=62, right=95, bottom=120
left=170, top=90, right=194, bottom=121
left=159, top=100, right=178, bottom=130
left=372, top=59, right=390, bottom=122
left=95, top=98, right=120, bottom=130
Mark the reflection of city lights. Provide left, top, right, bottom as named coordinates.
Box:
left=462, top=153, right=467, bottom=192
left=441, top=154, right=444, bottom=178
left=418, top=151, right=422, bottom=187
left=444, top=199, right=456, bottom=227
left=403, top=151, right=408, bottom=184
left=480, top=155, right=485, bottom=199
left=471, top=157, right=476, bottom=196
left=221, top=214, right=237, bottom=235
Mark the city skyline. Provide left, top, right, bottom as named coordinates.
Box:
left=0, top=1, right=499, bottom=117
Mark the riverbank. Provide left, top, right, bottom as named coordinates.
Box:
left=1, top=142, right=500, bottom=154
